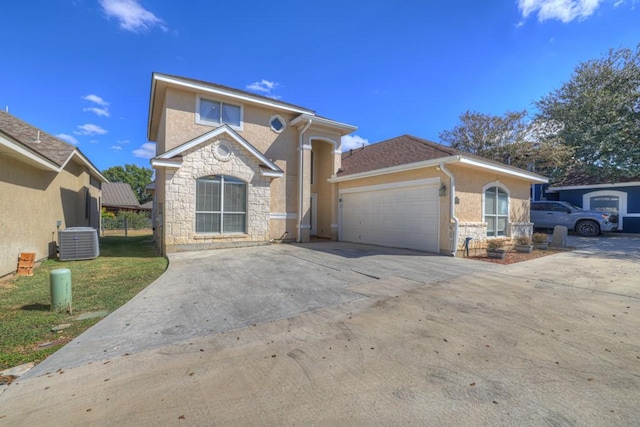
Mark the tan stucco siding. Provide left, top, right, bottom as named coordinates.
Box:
left=448, top=164, right=531, bottom=224
left=0, top=157, right=100, bottom=277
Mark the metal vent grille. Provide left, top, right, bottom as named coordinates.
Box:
left=58, top=227, right=99, bottom=261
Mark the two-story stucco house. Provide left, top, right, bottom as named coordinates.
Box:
left=147, top=73, right=357, bottom=254
left=148, top=73, right=548, bottom=257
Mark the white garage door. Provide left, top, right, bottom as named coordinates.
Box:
left=340, top=179, right=440, bottom=253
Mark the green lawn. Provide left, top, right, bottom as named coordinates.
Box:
left=0, top=235, right=167, bottom=370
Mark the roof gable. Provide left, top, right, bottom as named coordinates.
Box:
left=0, top=111, right=107, bottom=182
left=339, top=135, right=458, bottom=176
left=336, top=134, right=547, bottom=183
left=153, top=125, right=283, bottom=174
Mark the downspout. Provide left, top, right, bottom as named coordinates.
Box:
left=298, top=118, right=313, bottom=242
left=440, top=163, right=459, bottom=256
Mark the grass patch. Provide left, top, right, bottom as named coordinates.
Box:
left=0, top=234, right=167, bottom=370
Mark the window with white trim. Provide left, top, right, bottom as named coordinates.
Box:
left=196, top=96, right=242, bottom=129
left=484, top=185, right=509, bottom=237
left=195, top=175, right=246, bottom=234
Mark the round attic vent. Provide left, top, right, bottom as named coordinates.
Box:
left=213, top=141, right=232, bottom=161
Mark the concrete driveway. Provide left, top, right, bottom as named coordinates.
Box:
left=1, top=237, right=639, bottom=425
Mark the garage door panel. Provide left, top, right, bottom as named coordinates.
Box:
left=340, top=183, right=439, bottom=253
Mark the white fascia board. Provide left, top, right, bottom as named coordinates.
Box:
left=154, top=74, right=313, bottom=115
left=158, top=125, right=282, bottom=173
left=151, top=159, right=182, bottom=169
left=548, top=181, right=640, bottom=192
left=68, top=151, right=109, bottom=182
left=329, top=156, right=458, bottom=183
left=290, top=114, right=358, bottom=134
left=0, top=133, right=59, bottom=172
left=458, top=157, right=548, bottom=183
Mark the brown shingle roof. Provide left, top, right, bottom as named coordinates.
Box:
left=0, top=111, right=75, bottom=166
left=102, top=183, right=140, bottom=209
left=339, top=135, right=458, bottom=176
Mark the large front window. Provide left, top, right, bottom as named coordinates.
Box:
left=485, top=186, right=508, bottom=237
left=197, top=97, right=242, bottom=128
left=196, top=176, right=246, bottom=234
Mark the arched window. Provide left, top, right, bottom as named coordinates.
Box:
left=195, top=175, right=246, bottom=234
left=484, top=185, right=509, bottom=237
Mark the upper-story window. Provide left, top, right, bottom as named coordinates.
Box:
left=196, top=96, right=242, bottom=130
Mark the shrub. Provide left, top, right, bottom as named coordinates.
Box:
left=515, top=235, right=532, bottom=245
left=532, top=232, right=548, bottom=244
left=486, top=239, right=504, bottom=250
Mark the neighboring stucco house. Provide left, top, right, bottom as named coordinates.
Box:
left=0, top=111, right=107, bottom=278
left=540, top=173, right=640, bottom=233
left=102, top=182, right=142, bottom=214
left=332, top=135, right=548, bottom=255
left=147, top=73, right=357, bottom=254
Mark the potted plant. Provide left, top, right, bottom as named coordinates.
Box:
left=486, top=239, right=506, bottom=259
left=514, top=235, right=533, bottom=253
left=532, top=232, right=549, bottom=250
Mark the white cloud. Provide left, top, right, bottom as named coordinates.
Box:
left=82, top=94, right=108, bottom=106
left=133, top=142, right=156, bottom=159
left=246, top=80, right=278, bottom=94
left=99, top=0, right=167, bottom=33
left=246, top=80, right=282, bottom=99
left=111, top=145, right=123, bottom=151
left=118, top=139, right=130, bottom=144
left=517, top=0, right=606, bottom=22
left=57, top=133, right=79, bottom=145
left=82, top=94, right=110, bottom=117
left=74, top=124, right=108, bottom=135
left=341, top=134, right=370, bottom=152
left=89, top=139, right=99, bottom=144
left=83, top=107, right=110, bottom=117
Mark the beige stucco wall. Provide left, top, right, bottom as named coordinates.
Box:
left=336, top=163, right=535, bottom=254
left=0, top=156, right=101, bottom=278
left=155, top=87, right=344, bottom=250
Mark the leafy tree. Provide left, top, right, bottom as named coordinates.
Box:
left=438, top=110, right=573, bottom=179
left=102, top=164, right=153, bottom=204
left=535, top=45, right=640, bottom=182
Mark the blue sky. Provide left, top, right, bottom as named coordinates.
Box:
left=1, top=0, right=638, bottom=172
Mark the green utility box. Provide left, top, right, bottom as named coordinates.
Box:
left=50, top=268, right=72, bottom=313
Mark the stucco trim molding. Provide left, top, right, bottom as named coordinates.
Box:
left=270, top=213, right=298, bottom=220
left=338, top=177, right=440, bottom=195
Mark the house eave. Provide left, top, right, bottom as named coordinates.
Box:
left=291, top=114, right=357, bottom=135
left=330, top=155, right=548, bottom=184
left=458, top=157, right=548, bottom=183
left=0, top=132, right=60, bottom=172
left=547, top=181, right=640, bottom=192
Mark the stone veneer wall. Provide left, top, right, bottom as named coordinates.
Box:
left=456, top=222, right=487, bottom=251
left=163, top=138, right=271, bottom=252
